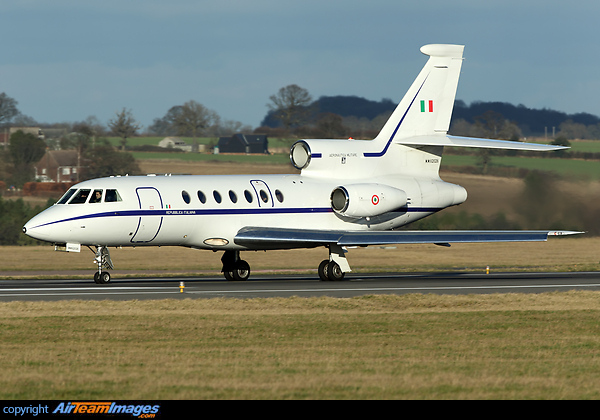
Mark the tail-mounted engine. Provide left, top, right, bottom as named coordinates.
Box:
left=290, top=139, right=379, bottom=179
left=330, top=184, right=407, bottom=218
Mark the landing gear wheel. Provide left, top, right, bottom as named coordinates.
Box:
left=327, top=261, right=345, bottom=281
left=224, top=259, right=250, bottom=281
left=90, top=246, right=114, bottom=285
left=232, top=260, right=250, bottom=281
left=318, top=259, right=330, bottom=281
left=221, top=250, right=251, bottom=281
left=94, top=271, right=111, bottom=284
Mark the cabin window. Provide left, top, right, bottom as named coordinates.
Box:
left=105, top=189, right=122, bottom=202
left=275, top=189, right=284, bottom=203
left=197, top=190, right=206, bottom=204
left=182, top=190, right=191, bottom=204
left=259, top=189, right=269, bottom=203
left=90, top=189, right=103, bottom=203
left=213, top=190, right=222, bottom=204
left=244, top=190, right=253, bottom=203
left=69, top=189, right=91, bottom=204
left=229, top=190, right=237, bottom=203
left=58, top=189, right=77, bottom=204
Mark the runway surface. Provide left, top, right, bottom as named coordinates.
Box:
left=1, top=271, right=600, bottom=301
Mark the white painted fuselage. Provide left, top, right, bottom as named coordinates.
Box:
left=24, top=158, right=466, bottom=250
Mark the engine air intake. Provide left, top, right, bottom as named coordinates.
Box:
left=330, top=184, right=407, bottom=218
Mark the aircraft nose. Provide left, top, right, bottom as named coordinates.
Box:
left=22, top=219, right=37, bottom=239
left=22, top=216, right=51, bottom=241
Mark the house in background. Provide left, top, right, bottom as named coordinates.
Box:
left=1, top=126, right=44, bottom=148
left=158, top=137, right=197, bottom=152
left=34, top=150, right=80, bottom=183
left=216, top=134, right=269, bottom=154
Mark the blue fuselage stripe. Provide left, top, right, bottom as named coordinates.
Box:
left=30, top=206, right=442, bottom=229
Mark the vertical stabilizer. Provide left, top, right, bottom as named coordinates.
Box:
left=373, top=44, right=464, bottom=143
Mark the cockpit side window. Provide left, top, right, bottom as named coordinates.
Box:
left=58, top=188, right=77, bottom=204
left=90, top=189, right=103, bottom=203
left=105, top=189, right=122, bottom=202
left=69, top=189, right=91, bottom=204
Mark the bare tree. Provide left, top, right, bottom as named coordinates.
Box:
left=315, top=113, right=346, bottom=138
left=150, top=101, right=220, bottom=142
left=173, top=100, right=220, bottom=141
left=8, top=130, right=46, bottom=186
left=108, top=108, right=140, bottom=151
left=0, top=92, right=20, bottom=126
left=267, top=84, right=313, bottom=130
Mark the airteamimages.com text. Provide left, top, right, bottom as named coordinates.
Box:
left=3, top=402, right=161, bottom=417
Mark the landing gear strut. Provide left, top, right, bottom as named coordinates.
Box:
left=90, top=246, right=114, bottom=284
left=221, top=250, right=250, bottom=281
left=318, top=244, right=350, bottom=281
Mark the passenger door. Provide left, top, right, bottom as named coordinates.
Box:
left=250, top=180, right=274, bottom=207
left=131, top=187, right=163, bottom=243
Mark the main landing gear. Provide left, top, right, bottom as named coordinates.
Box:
left=90, top=245, right=114, bottom=284
left=221, top=244, right=350, bottom=282
left=317, top=244, right=350, bottom=281
left=318, top=259, right=345, bottom=281
left=221, top=250, right=251, bottom=281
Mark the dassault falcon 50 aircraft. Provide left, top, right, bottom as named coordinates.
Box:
left=23, top=44, right=579, bottom=284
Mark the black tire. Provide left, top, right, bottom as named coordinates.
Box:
left=318, top=259, right=330, bottom=281
left=232, top=260, right=250, bottom=281
left=224, top=271, right=234, bottom=281
left=327, top=261, right=345, bottom=281
left=95, top=271, right=111, bottom=284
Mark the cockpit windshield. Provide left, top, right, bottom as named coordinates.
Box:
left=69, top=189, right=91, bottom=204
left=57, top=188, right=122, bottom=204
left=57, top=188, right=77, bottom=204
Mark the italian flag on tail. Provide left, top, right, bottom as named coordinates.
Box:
left=420, top=100, right=433, bottom=113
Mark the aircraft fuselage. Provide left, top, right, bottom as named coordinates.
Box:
left=23, top=172, right=467, bottom=250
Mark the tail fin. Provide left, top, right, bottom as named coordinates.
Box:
left=374, top=44, right=464, bottom=143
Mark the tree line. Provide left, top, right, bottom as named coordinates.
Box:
left=260, top=86, right=600, bottom=140
left=1, top=85, right=599, bottom=190
left=0, top=96, right=255, bottom=189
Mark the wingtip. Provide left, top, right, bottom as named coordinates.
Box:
left=547, top=231, right=585, bottom=237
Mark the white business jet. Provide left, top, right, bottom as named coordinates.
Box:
left=23, top=44, right=579, bottom=284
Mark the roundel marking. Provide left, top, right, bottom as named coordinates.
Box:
left=371, top=195, right=379, bottom=205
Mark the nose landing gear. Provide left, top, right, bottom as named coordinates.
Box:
left=90, top=246, right=114, bottom=284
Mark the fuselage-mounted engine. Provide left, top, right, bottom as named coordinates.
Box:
left=330, top=184, right=408, bottom=218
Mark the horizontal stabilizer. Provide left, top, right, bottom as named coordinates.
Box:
left=235, top=227, right=582, bottom=249
left=395, top=135, right=568, bottom=151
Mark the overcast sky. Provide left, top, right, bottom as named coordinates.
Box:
left=1, top=0, right=598, bottom=130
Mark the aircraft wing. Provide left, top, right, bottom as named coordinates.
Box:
left=234, top=227, right=582, bottom=249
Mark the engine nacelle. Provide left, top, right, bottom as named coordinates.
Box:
left=330, top=184, right=408, bottom=218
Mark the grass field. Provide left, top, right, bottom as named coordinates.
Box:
left=569, top=140, right=600, bottom=153
left=131, top=149, right=599, bottom=179
left=109, top=136, right=600, bottom=179
left=441, top=154, right=600, bottom=179
left=108, top=136, right=600, bottom=153
left=0, top=236, right=597, bottom=276
left=107, top=136, right=294, bottom=150
left=130, top=151, right=292, bottom=165
left=2, top=293, right=600, bottom=399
